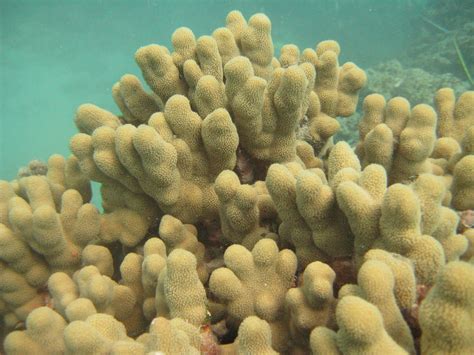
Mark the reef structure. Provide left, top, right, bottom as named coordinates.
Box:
left=0, top=10, right=473, bottom=355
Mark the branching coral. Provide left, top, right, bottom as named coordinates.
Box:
left=209, top=238, right=297, bottom=351
left=1, top=9, right=473, bottom=355
left=419, top=261, right=474, bottom=354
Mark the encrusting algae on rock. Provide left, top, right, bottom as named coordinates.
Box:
left=1, top=10, right=473, bottom=354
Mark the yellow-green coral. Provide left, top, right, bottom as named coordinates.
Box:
left=225, top=56, right=314, bottom=162
left=451, top=154, right=474, bottom=210
left=0, top=171, right=103, bottom=329
left=2, top=8, right=474, bottom=355
left=152, top=215, right=208, bottom=281
left=215, top=169, right=278, bottom=248
left=435, top=88, right=474, bottom=144
left=285, top=261, right=337, bottom=347
left=379, top=183, right=445, bottom=285
left=71, top=95, right=239, bottom=224
left=209, top=238, right=297, bottom=351
left=312, top=296, right=407, bottom=355
left=157, top=249, right=207, bottom=327
left=356, top=94, right=438, bottom=184
left=70, top=9, right=366, bottom=234
left=362, top=249, right=416, bottom=310
left=48, top=266, right=136, bottom=324
left=265, top=143, right=357, bottom=267
left=64, top=313, right=140, bottom=354
left=336, top=164, right=387, bottom=264
left=137, top=316, right=201, bottom=354
left=235, top=316, right=278, bottom=355
left=419, top=261, right=474, bottom=354
left=339, top=259, right=414, bottom=353
left=4, top=307, right=67, bottom=355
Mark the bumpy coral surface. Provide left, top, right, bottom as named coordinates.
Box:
left=1, top=9, right=473, bottom=355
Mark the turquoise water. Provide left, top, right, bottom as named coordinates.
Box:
left=0, top=0, right=444, bottom=181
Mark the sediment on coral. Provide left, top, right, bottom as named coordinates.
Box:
left=1, top=9, right=473, bottom=355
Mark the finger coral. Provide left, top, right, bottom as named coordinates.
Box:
left=419, top=261, right=474, bottom=355
left=312, top=295, right=408, bottom=355
left=209, top=238, right=297, bottom=351
left=1, top=9, right=473, bottom=355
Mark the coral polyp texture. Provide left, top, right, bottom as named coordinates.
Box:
left=1, top=10, right=473, bottom=355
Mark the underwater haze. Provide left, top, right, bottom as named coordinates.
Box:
left=1, top=0, right=472, bottom=182
left=1, top=1, right=474, bottom=353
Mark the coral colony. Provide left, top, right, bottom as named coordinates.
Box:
left=1, top=10, right=473, bottom=355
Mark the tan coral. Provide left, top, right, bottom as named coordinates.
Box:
left=48, top=266, right=136, bottom=324
left=313, top=295, right=408, bottom=355
left=81, top=245, right=114, bottom=277
left=0, top=262, right=47, bottom=329
left=135, top=44, right=187, bottom=104
left=112, top=74, right=163, bottom=125
left=378, top=183, right=445, bottom=285
left=451, top=155, right=474, bottom=210
left=265, top=142, right=358, bottom=267
left=137, top=316, right=201, bottom=354
left=461, top=228, right=474, bottom=262
left=157, top=215, right=208, bottom=282
left=225, top=55, right=315, bottom=162
left=265, top=162, right=326, bottom=266
left=156, top=249, right=208, bottom=327
left=4, top=8, right=474, bottom=355
left=411, top=173, right=468, bottom=260
left=336, top=164, right=387, bottom=264
left=141, top=238, right=167, bottom=321
left=71, top=95, right=239, bottom=224
left=64, top=313, right=141, bottom=354
left=310, top=326, right=341, bottom=355
left=234, top=316, right=278, bottom=355
left=285, top=261, right=337, bottom=348
left=362, top=250, right=416, bottom=311
left=301, top=41, right=366, bottom=155
left=356, top=94, right=438, bottom=184
left=225, top=11, right=274, bottom=80
left=8, top=176, right=100, bottom=273
left=0, top=169, right=99, bottom=329
left=419, top=261, right=474, bottom=355
left=214, top=170, right=278, bottom=249
left=4, top=307, right=67, bottom=355
left=435, top=88, right=474, bottom=144
left=339, top=259, right=415, bottom=353
left=209, top=238, right=297, bottom=351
